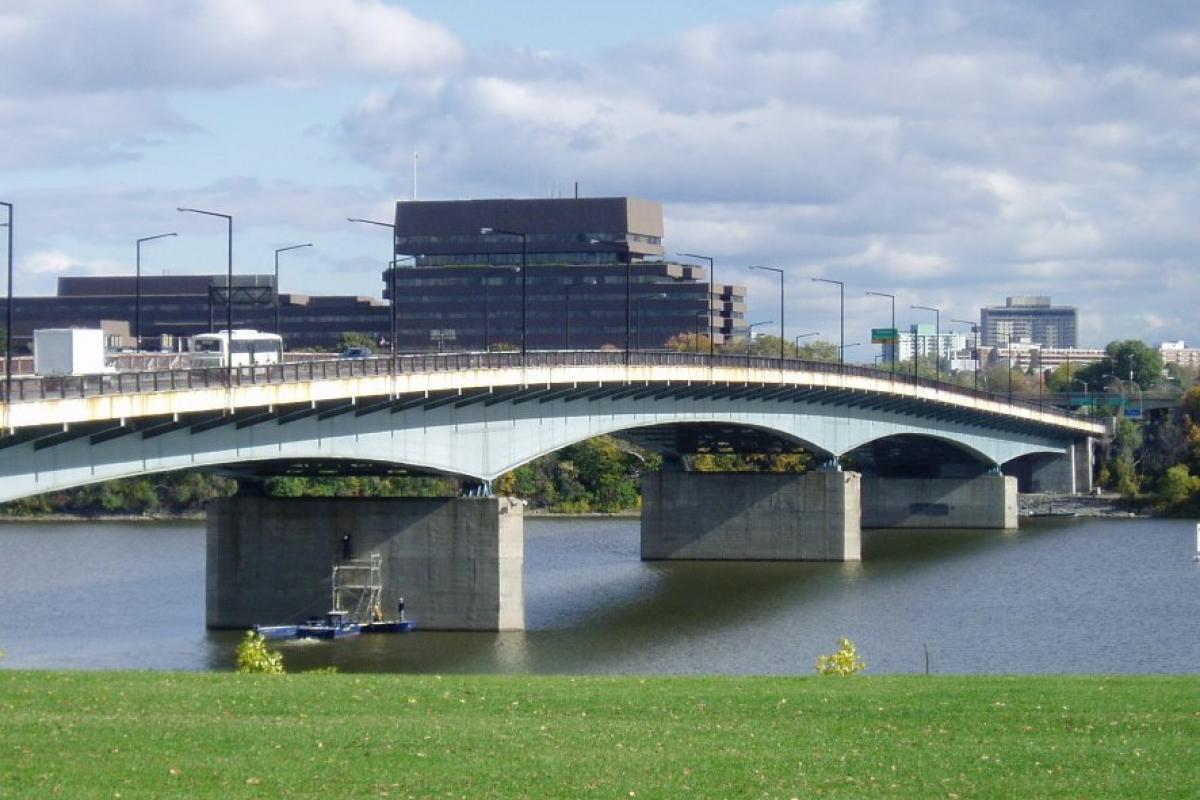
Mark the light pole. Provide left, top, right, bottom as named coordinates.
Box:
left=841, top=342, right=862, bottom=362
left=678, top=252, right=715, bottom=357
left=563, top=278, right=597, bottom=350
left=952, top=318, right=978, bottom=390
left=811, top=277, right=844, bottom=364
left=911, top=304, right=941, bottom=383
left=748, top=265, right=785, bottom=361
left=483, top=266, right=520, bottom=352
left=746, top=320, right=774, bottom=367
left=634, top=293, right=668, bottom=351
left=481, top=227, right=528, bottom=358
left=865, top=291, right=895, bottom=371
left=349, top=217, right=408, bottom=366
left=1, top=201, right=11, bottom=404
left=273, top=243, right=312, bottom=342
left=135, top=232, right=177, bottom=352
left=177, top=207, right=233, bottom=390
left=794, top=331, right=819, bottom=359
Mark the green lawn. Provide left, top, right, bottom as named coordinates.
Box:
left=1, top=672, right=1196, bottom=798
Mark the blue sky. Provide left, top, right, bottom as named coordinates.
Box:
left=3, top=0, right=1199, bottom=349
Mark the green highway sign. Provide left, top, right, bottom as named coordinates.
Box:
left=871, top=327, right=898, bottom=344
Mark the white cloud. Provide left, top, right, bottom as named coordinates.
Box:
left=337, top=0, right=1200, bottom=345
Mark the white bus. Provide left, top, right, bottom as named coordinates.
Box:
left=190, top=330, right=283, bottom=367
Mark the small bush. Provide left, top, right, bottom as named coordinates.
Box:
left=235, top=631, right=285, bottom=675
left=816, top=637, right=865, bottom=676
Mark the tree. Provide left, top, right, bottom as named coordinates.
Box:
left=337, top=331, right=375, bottom=351
left=1156, top=464, right=1200, bottom=509
left=797, top=340, right=839, bottom=363
left=1077, top=340, right=1163, bottom=391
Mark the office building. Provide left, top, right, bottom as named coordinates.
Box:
left=883, top=324, right=967, bottom=365
left=386, top=197, right=745, bottom=350
left=980, top=296, right=1077, bottom=347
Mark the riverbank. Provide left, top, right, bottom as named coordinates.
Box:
left=1019, top=492, right=1148, bottom=518
left=1, top=672, right=1194, bottom=798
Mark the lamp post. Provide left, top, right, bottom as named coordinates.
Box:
left=483, top=266, right=520, bottom=352
left=748, top=265, right=785, bottom=361
left=994, top=333, right=1014, bottom=402
left=911, top=304, right=941, bottom=383
left=135, top=232, right=177, bottom=352
left=746, top=320, right=774, bottom=367
left=563, top=278, right=597, bottom=350
left=590, top=237, right=633, bottom=364
left=811, top=277, right=844, bottom=364
left=793, top=331, right=819, bottom=359
left=952, top=318, right=978, bottom=390
left=272, top=243, right=312, bottom=342
left=634, top=293, right=669, bottom=351
left=481, top=227, right=528, bottom=358
left=865, top=291, right=895, bottom=371
left=841, top=342, right=862, bottom=362
left=177, top=207, right=233, bottom=391
left=1, top=201, right=12, bottom=404
left=348, top=217, right=406, bottom=366
left=678, top=252, right=715, bottom=357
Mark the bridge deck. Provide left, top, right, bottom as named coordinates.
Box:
left=0, top=351, right=1106, bottom=439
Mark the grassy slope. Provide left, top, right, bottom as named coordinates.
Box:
left=1, top=673, right=1197, bottom=799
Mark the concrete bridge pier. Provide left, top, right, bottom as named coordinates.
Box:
left=1004, top=438, right=1093, bottom=494
left=861, top=475, right=1017, bottom=529
left=640, top=471, right=862, bottom=561
left=206, top=495, right=524, bottom=631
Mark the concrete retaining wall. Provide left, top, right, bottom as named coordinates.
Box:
left=861, top=475, right=1017, bottom=529
left=207, top=495, right=524, bottom=632
left=641, top=471, right=861, bottom=561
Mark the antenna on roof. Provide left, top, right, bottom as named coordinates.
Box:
left=575, top=181, right=579, bottom=199
left=412, top=153, right=418, bottom=201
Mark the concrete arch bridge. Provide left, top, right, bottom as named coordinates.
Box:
left=0, top=351, right=1106, bottom=631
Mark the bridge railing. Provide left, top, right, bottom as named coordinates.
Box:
left=0, top=349, right=1089, bottom=423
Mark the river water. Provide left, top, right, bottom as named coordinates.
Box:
left=0, top=516, right=1197, bottom=675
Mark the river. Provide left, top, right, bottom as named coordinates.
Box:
left=0, top=516, right=1196, bottom=674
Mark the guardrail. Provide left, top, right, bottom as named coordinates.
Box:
left=0, top=350, right=1093, bottom=425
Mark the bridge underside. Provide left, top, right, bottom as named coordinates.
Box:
left=0, top=379, right=1086, bottom=503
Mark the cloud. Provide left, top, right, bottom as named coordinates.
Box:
left=338, top=0, right=1200, bottom=345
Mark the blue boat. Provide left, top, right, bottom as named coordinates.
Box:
left=254, top=554, right=414, bottom=640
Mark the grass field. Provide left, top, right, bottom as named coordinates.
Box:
left=1, top=672, right=1197, bottom=798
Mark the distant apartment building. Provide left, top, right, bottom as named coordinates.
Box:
left=979, top=296, right=1077, bottom=348
left=386, top=196, right=745, bottom=350
left=986, top=344, right=1106, bottom=373
left=1159, top=341, right=1200, bottom=369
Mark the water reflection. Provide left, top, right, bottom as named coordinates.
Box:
left=1, top=516, right=1197, bottom=675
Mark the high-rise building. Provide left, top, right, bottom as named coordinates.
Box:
left=979, top=296, right=1077, bottom=348
left=385, top=197, right=745, bottom=351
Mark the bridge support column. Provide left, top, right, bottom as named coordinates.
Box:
left=861, top=475, right=1017, bottom=529
left=207, top=496, right=524, bottom=631
left=1005, top=440, right=1091, bottom=494
left=640, top=471, right=861, bottom=561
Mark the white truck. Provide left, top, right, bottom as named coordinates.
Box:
left=33, top=328, right=110, bottom=376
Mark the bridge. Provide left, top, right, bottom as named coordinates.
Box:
left=0, top=351, right=1106, bottom=632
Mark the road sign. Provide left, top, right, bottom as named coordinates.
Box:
left=871, top=328, right=898, bottom=344
left=1124, top=408, right=1142, bottom=419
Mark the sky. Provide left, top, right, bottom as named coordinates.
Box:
left=2, top=0, right=1199, bottom=351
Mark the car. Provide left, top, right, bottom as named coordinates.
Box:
left=339, top=346, right=373, bottom=359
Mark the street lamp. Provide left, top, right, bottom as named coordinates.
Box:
left=746, top=320, right=774, bottom=367
left=634, top=293, right=669, bottom=351
left=273, top=243, right=312, bottom=341
left=866, top=291, right=896, bottom=372
left=952, top=318, right=978, bottom=390
left=1, top=201, right=12, bottom=404
left=678, top=252, right=715, bottom=357
left=590, top=237, right=633, bottom=364
left=841, top=342, right=862, bottom=362
left=481, top=227, right=528, bottom=357
left=483, top=266, right=520, bottom=352
left=811, top=277, right=844, bottom=364
left=348, top=217, right=400, bottom=364
left=177, top=207, right=233, bottom=390
left=911, top=304, right=941, bottom=383
left=748, top=265, right=785, bottom=361
left=793, top=331, right=819, bottom=359
left=563, top=278, right=597, bottom=350
left=135, top=233, right=177, bottom=352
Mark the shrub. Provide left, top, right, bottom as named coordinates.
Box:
left=816, top=637, right=865, bottom=676
left=235, top=631, right=285, bottom=675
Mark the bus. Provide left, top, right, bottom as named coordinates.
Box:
left=189, top=330, right=283, bottom=368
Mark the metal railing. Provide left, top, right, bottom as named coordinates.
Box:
left=0, top=349, right=1093, bottom=425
